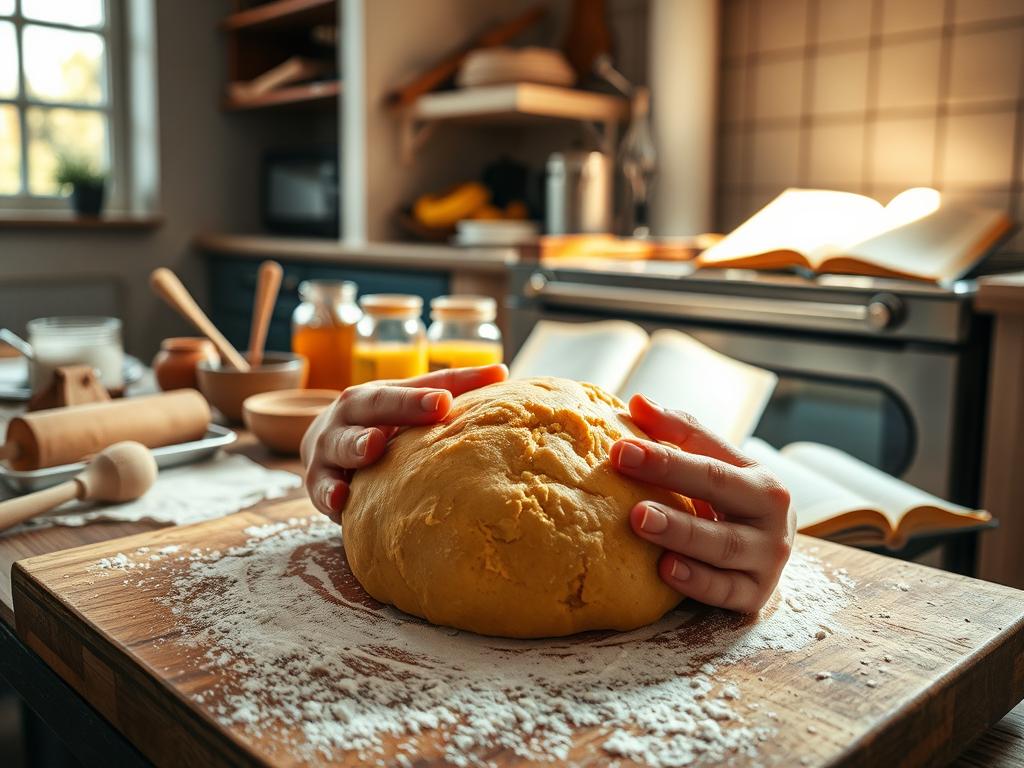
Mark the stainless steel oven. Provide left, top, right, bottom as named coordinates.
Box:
left=506, top=261, right=989, bottom=507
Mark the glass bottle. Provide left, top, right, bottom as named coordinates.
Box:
left=351, top=294, right=428, bottom=384
left=291, top=280, right=362, bottom=390
left=427, top=296, right=503, bottom=371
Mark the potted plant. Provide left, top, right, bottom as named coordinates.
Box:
left=55, top=155, right=107, bottom=217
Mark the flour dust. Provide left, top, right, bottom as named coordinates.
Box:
left=94, top=517, right=853, bottom=766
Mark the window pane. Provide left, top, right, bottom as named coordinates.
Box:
left=23, top=25, right=107, bottom=105
left=0, top=0, right=14, bottom=16
left=0, top=22, right=16, bottom=98
left=27, top=107, right=107, bottom=195
left=0, top=105, right=21, bottom=194
left=22, top=0, right=104, bottom=27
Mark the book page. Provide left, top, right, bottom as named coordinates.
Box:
left=508, top=320, right=650, bottom=393
left=698, top=189, right=884, bottom=268
left=780, top=442, right=975, bottom=526
left=843, top=199, right=1012, bottom=282
left=742, top=438, right=875, bottom=529
left=620, top=331, right=777, bottom=445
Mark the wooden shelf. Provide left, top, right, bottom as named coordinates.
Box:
left=222, top=0, right=336, bottom=32
left=0, top=213, right=163, bottom=231
left=224, top=80, right=341, bottom=111
left=410, top=83, right=629, bottom=125
left=400, top=83, right=628, bottom=162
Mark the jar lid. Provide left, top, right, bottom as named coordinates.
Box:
left=299, top=280, right=357, bottom=303
left=430, top=295, right=497, bottom=321
left=359, top=293, right=423, bottom=318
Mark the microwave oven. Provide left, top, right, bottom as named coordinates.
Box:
left=262, top=147, right=339, bottom=237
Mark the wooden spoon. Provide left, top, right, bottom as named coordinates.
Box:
left=0, top=441, right=157, bottom=533
left=247, top=260, right=283, bottom=369
left=150, top=268, right=250, bottom=372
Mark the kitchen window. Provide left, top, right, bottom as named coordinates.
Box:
left=0, top=0, right=126, bottom=210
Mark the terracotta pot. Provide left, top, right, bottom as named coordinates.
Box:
left=153, top=337, right=219, bottom=391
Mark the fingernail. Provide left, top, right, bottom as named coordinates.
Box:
left=640, top=505, right=668, bottom=533
left=355, top=431, right=370, bottom=457
left=617, top=441, right=646, bottom=468
left=328, top=482, right=348, bottom=512
left=640, top=394, right=662, bottom=409
left=421, top=392, right=444, bottom=411
left=671, top=559, right=691, bottom=581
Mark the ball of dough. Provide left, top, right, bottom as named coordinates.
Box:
left=344, top=377, right=695, bottom=638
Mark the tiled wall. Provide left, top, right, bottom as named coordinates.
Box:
left=717, top=0, right=1024, bottom=271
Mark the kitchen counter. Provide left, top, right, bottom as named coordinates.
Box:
left=0, top=428, right=1021, bottom=766
left=194, top=233, right=520, bottom=274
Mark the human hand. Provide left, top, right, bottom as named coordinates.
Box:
left=610, top=394, right=795, bottom=613
left=301, top=364, right=508, bottom=522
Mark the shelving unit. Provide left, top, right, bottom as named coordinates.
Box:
left=400, top=83, right=629, bottom=162
left=222, top=0, right=339, bottom=112
left=223, top=80, right=341, bottom=111
left=222, top=0, right=336, bottom=32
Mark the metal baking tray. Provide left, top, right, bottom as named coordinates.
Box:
left=0, top=424, right=237, bottom=494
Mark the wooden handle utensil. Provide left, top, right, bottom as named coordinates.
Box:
left=247, top=260, right=283, bottom=369
left=150, top=268, right=250, bottom=372
left=0, top=441, right=157, bottom=533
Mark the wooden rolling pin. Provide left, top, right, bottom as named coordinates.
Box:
left=0, top=442, right=158, bottom=533
left=0, top=389, right=210, bottom=471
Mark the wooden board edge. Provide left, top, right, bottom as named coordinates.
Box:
left=830, top=612, right=1024, bottom=767
left=12, top=554, right=265, bottom=766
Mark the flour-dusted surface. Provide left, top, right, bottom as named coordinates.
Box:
left=94, top=515, right=854, bottom=766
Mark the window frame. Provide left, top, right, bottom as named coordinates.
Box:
left=0, top=0, right=128, bottom=211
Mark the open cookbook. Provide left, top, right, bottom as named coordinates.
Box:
left=510, top=320, right=990, bottom=548
left=696, top=187, right=1013, bottom=283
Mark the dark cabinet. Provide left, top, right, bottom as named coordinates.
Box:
left=207, top=256, right=450, bottom=352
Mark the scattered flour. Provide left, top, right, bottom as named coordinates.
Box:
left=93, top=518, right=854, bottom=766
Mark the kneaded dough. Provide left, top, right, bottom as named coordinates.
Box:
left=344, top=377, right=695, bottom=638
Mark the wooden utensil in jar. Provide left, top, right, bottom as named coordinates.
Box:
left=150, top=268, right=250, bottom=372
left=0, top=441, right=157, bottom=533
left=247, top=260, right=283, bottom=369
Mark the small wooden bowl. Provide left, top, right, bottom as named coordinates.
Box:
left=196, top=352, right=308, bottom=423
left=242, top=388, right=340, bottom=455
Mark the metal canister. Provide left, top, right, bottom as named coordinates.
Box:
left=545, top=150, right=613, bottom=234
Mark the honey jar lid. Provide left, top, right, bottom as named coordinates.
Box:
left=430, top=295, right=497, bottom=322
left=359, top=293, right=423, bottom=318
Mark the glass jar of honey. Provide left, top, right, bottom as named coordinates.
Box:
left=291, top=280, right=362, bottom=390
left=427, top=296, right=503, bottom=371
left=351, top=294, right=428, bottom=384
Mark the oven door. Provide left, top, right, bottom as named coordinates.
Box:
left=508, top=296, right=972, bottom=503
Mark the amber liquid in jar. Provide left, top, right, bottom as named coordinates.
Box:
left=427, top=295, right=503, bottom=371
left=351, top=294, right=428, bottom=385
left=291, top=280, right=362, bottom=390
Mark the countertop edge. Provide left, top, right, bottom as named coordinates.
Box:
left=193, top=233, right=521, bottom=274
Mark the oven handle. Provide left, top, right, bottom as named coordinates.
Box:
left=524, top=274, right=901, bottom=330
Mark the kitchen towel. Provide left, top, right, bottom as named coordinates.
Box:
left=7, top=453, right=302, bottom=530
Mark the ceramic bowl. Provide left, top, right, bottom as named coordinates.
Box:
left=196, top=352, right=308, bottom=423
left=242, top=388, right=340, bottom=455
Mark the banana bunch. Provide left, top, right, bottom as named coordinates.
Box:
left=413, top=182, right=529, bottom=229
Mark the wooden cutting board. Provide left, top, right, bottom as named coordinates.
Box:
left=12, top=497, right=1024, bottom=767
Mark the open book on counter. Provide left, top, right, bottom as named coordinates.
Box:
left=742, top=438, right=990, bottom=549
left=697, top=187, right=1013, bottom=283
left=510, top=320, right=989, bottom=548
